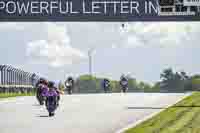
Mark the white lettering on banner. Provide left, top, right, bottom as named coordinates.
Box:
left=31, top=1, right=39, bottom=14
left=40, top=1, right=49, bottom=14
left=149, top=1, right=158, bottom=14
left=59, top=1, right=68, bottom=14
left=121, top=1, right=129, bottom=14
left=113, top=1, right=120, bottom=14
left=17, top=2, right=29, bottom=14
left=0, top=0, right=154, bottom=15
left=103, top=1, right=107, bottom=14
left=92, top=2, right=101, bottom=14
left=130, top=1, right=139, bottom=14
left=81, top=1, right=140, bottom=14
left=184, top=0, right=200, bottom=6
left=50, top=1, right=58, bottom=14
left=6, top=1, right=16, bottom=14
left=0, top=1, right=5, bottom=10
left=82, top=1, right=91, bottom=14
left=70, top=2, right=79, bottom=14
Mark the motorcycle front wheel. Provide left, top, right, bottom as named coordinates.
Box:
left=49, top=112, right=55, bottom=117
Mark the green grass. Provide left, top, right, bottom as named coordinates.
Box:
left=0, top=92, right=35, bottom=99
left=125, top=92, right=200, bottom=133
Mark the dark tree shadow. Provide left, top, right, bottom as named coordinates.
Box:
left=127, top=107, right=165, bottom=109
left=126, top=105, right=200, bottom=110
left=37, top=115, right=49, bottom=117
left=172, top=105, right=200, bottom=108
left=32, top=104, right=42, bottom=106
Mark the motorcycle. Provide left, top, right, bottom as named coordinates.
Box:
left=103, top=80, right=110, bottom=93
left=45, top=95, right=58, bottom=117
left=36, top=86, right=46, bottom=105
left=55, top=88, right=62, bottom=106
left=65, top=81, right=73, bottom=95
left=121, top=80, right=128, bottom=93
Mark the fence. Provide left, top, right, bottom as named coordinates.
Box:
left=0, top=65, right=40, bottom=93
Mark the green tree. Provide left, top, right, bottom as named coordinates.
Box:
left=128, top=78, right=140, bottom=92
left=151, top=82, right=161, bottom=92
left=160, top=68, right=189, bottom=92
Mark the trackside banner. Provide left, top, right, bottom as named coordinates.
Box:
left=0, top=0, right=200, bottom=21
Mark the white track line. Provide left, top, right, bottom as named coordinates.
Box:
left=0, top=96, right=27, bottom=105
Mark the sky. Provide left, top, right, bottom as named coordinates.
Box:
left=0, top=22, right=200, bottom=83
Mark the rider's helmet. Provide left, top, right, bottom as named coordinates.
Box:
left=48, top=81, right=55, bottom=88
left=104, top=78, right=109, bottom=83
left=102, top=78, right=109, bottom=87
left=36, top=78, right=46, bottom=87
left=120, top=74, right=128, bottom=86
left=43, top=79, right=48, bottom=86
left=120, top=74, right=127, bottom=81
left=105, top=78, right=110, bottom=86
left=39, top=78, right=45, bottom=82
left=68, top=76, right=74, bottom=85
left=38, top=78, right=44, bottom=84
left=67, top=76, right=73, bottom=82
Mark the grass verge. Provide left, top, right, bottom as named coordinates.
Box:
left=0, top=92, right=35, bottom=99
left=125, top=92, right=200, bottom=133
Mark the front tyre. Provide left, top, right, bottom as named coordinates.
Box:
left=39, top=96, right=45, bottom=105
left=122, top=87, right=128, bottom=93
left=39, top=100, right=44, bottom=105
left=49, top=112, right=55, bottom=117
left=49, top=112, right=52, bottom=117
left=68, top=89, right=72, bottom=95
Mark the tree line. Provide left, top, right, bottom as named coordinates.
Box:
left=63, top=68, right=200, bottom=93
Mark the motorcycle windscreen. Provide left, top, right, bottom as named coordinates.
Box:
left=121, top=81, right=128, bottom=86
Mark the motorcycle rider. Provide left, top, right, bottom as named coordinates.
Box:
left=36, top=78, right=48, bottom=105
left=53, top=85, right=63, bottom=106
left=43, top=81, right=59, bottom=117
left=35, top=78, right=44, bottom=89
left=120, top=74, right=129, bottom=93
left=102, top=78, right=110, bottom=93
left=65, top=76, right=74, bottom=95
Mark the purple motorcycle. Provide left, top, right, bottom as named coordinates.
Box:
left=43, top=88, right=58, bottom=117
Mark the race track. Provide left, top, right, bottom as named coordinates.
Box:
left=0, top=93, right=189, bottom=133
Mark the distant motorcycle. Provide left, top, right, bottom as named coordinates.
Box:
left=65, top=77, right=74, bottom=95
left=65, top=81, right=73, bottom=94
left=120, top=79, right=128, bottom=93
left=102, top=79, right=110, bottom=93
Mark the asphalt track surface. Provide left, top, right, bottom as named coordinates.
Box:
left=0, top=93, right=188, bottom=133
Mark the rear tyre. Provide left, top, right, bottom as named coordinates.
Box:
left=39, top=100, right=44, bottom=105
left=122, top=88, right=126, bottom=93
left=68, top=89, right=72, bottom=95
left=49, top=112, right=55, bottom=117
left=52, top=112, right=55, bottom=116
left=49, top=112, right=53, bottom=117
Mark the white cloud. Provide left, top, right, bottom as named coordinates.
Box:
left=0, top=22, right=31, bottom=31
left=26, top=23, right=87, bottom=67
left=126, top=35, right=144, bottom=48
left=122, top=22, right=200, bottom=48
left=1, top=22, right=200, bottom=49
left=1, top=22, right=200, bottom=82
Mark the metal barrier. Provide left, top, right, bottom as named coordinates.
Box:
left=0, top=65, right=40, bottom=93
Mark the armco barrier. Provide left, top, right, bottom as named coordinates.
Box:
left=0, top=65, right=40, bottom=93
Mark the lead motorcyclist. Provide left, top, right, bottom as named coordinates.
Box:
left=120, top=74, right=129, bottom=93
left=43, top=81, right=59, bottom=117
left=53, top=85, right=64, bottom=106
left=65, top=76, right=74, bottom=95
